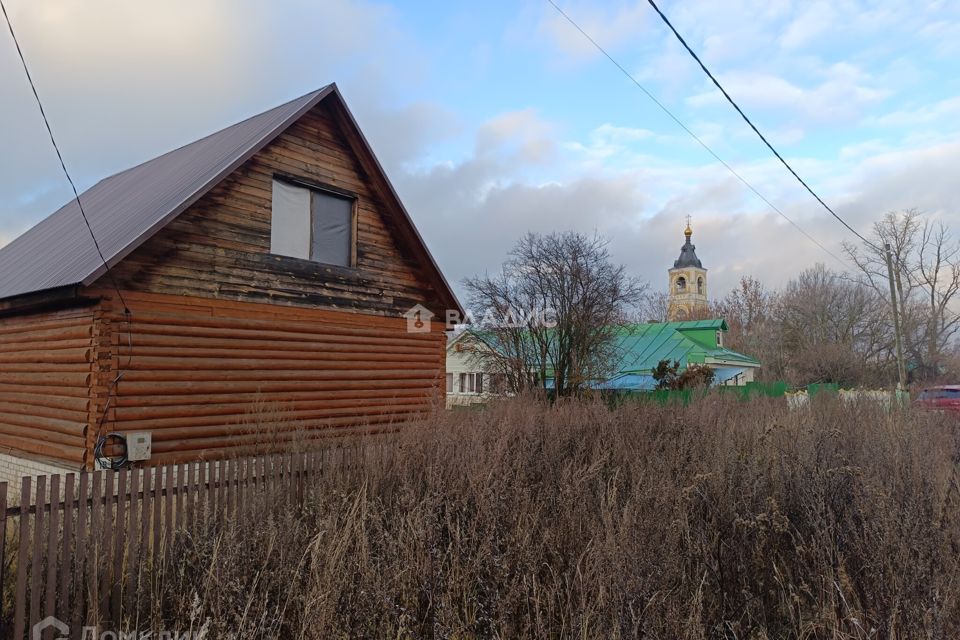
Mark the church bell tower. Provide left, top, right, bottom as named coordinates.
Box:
left=667, top=217, right=708, bottom=321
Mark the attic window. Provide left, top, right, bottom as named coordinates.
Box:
left=270, top=178, right=356, bottom=267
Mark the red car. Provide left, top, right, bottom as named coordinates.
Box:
left=916, top=385, right=960, bottom=413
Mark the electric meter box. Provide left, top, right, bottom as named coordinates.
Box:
left=127, top=431, right=152, bottom=461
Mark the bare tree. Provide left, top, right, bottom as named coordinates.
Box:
left=636, top=291, right=670, bottom=323
left=711, top=276, right=782, bottom=380
left=464, top=232, right=646, bottom=396
left=844, top=209, right=960, bottom=380
left=775, top=264, right=891, bottom=386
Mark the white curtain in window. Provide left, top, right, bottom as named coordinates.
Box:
left=270, top=180, right=311, bottom=259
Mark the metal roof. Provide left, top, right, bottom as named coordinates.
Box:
left=673, top=236, right=703, bottom=269
left=614, top=319, right=759, bottom=373
left=463, top=318, right=759, bottom=383
left=0, top=84, right=462, bottom=314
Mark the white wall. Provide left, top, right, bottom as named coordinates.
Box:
left=445, top=338, right=506, bottom=407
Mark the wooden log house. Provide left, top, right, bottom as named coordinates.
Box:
left=0, top=84, right=460, bottom=473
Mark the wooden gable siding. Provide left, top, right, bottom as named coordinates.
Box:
left=0, top=306, right=98, bottom=467
left=92, top=291, right=444, bottom=466
left=98, top=100, right=442, bottom=316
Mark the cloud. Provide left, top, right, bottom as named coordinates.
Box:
left=779, top=2, right=836, bottom=50
left=563, top=123, right=657, bottom=164
left=867, top=96, right=960, bottom=128
left=0, top=0, right=436, bottom=234
left=838, top=139, right=892, bottom=160
left=687, top=64, right=889, bottom=123
left=393, top=109, right=652, bottom=296
left=835, top=139, right=960, bottom=223
left=4, top=0, right=960, bottom=313
left=476, top=109, right=556, bottom=163
left=536, top=1, right=650, bottom=62
left=397, top=80, right=960, bottom=306
left=360, top=101, right=461, bottom=171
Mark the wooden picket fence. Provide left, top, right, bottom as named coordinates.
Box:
left=0, top=448, right=349, bottom=639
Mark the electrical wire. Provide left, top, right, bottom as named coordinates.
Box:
left=1, top=1, right=134, bottom=312
left=544, top=0, right=849, bottom=268
left=94, top=432, right=129, bottom=471
left=642, top=0, right=960, bottom=322
left=548, top=1, right=958, bottom=380
left=643, top=0, right=881, bottom=253
left=1, top=0, right=134, bottom=466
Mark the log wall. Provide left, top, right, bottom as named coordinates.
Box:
left=98, top=291, right=445, bottom=466
left=0, top=306, right=96, bottom=467
left=101, top=100, right=445, bottom=317
left=0, top=96, right=453, bottom=469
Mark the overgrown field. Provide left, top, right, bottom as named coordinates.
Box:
left=157, top=396, right=960, bottom=638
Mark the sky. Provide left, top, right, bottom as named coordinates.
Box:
left=2, top=0, right=960, bottom=304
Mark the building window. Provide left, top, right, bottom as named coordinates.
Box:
left=446, top=373, right=453, bottom=393
left=676, top=276, right=686, bottom=292
left=716, top=330, right=723, bottom=347
left=456, top=372, right=484, bottom=394
left=270, top=178, right=355, bottom=267
left=697, top=277, right=704, bottom=294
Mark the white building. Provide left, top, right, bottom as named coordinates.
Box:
left=445, top=331, right=506, bottom=407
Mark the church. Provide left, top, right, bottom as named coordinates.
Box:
left=588, top=219, right=761, bottom=390
left=667, top=218, right=709, bottom=321
left=442, top=220, right=762, bottom=400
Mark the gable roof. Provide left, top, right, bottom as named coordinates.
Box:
left=456, top=318, right=759, bottom=381
left=0, top=84, right=461, bottom=314
left=614, top=319, right=759, bottom=373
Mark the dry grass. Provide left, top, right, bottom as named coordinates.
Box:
left=147, top=396, right=960, bottom=638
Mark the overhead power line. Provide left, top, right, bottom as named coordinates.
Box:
left=0, top=0, right=130, bottom=314
left=643, top=0, right=879, bottom=253
left=544, top=0, right=848, bottom=268
left=2, top=0, right=133, bottom=466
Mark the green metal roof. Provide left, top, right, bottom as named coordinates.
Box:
left=457, top=318, right=760, bottom=379
left=613, top=319, right=759, bottom=374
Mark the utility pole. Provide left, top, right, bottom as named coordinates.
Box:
left=884, top=243, right=908, bottom=391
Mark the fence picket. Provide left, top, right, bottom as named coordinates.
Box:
left=258, top=455, right=267, bottom=501
left=139, top=467, right=151, bottom=575
left=1, top=445, right=348, bottom=635
left=100, top=471, right=114, bottom=624
left=90, top=470, right=103, bottom=626
left=164, top=464, right=173, bottom=559
left=29, top=475, right=46, bottom=634
left=60, top=474, right=74, bottom=621
left=198, top=459, right=207, bottom=527
left=125, top=469, right=139, bottom=620
left=44, top=474, right=60, bottom=639
left=152, top=466, right=162, bottom=574
left=73, top=472, right=88, bottom=638
left=13, top=477, right=31, bottom=640
left=186, top=462, right=195, bottom=533
left=176, top=464, right=185, bottom=529
left=0, top=482, right=6, bottom=625
left=224, top=459, right=231, bottom=516
left=216, top=459, right=225, bottom=519
left=111, top=470, right=127, bottom=623
left=204, top=460, right=213, bottom=524
left=231, top=458, right=239, bottom=517
left=240, top=457, right=250, bottom=522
